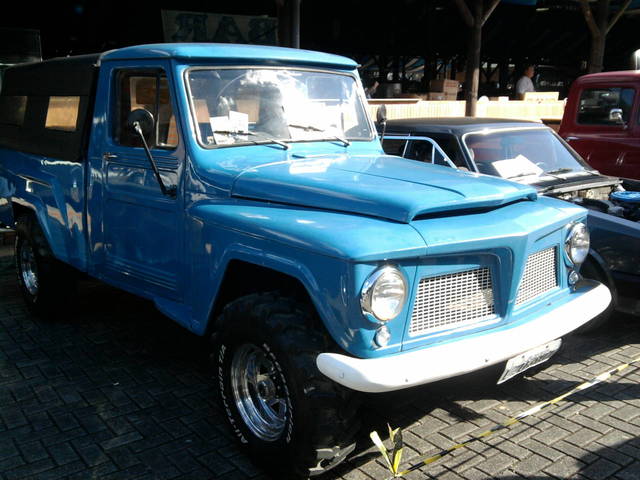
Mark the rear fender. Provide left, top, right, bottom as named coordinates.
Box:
left=9, top=180, right=67, bottom=264
left=0, top=175, right=15, bottom=227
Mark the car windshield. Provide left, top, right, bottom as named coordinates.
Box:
left=463, top=128, right=592, bottom=182
left=186, top=68, right=373, bottom=147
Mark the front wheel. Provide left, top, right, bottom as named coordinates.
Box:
left=213, top=293, right=360, bottom=478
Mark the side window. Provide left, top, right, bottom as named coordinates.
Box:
left=406, top=139, right=455, bottom=168
left=406, top=140, right=434, bottom=163
left=577, top=87, right=634, bottom=125
left=0, top=95, right=27, bottom=127
left=428, top=134, right=469, bottom=168
left=45, top=96, right=80, bottom=132
left=115, top=70, right=178, bottom=149
left=382, top=139, right=407, bottom=157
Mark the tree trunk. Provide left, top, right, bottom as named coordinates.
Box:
left=588, top=34, right=606, bottom=73
left=464, top=1, right=482, bottom=116
left=580, top=0, right=631, bottom=73
left=277, top=0, right=291, bottom=47
left=589, top=0, right=609, bottom=72
left=291, top=0, right=301, bottom=48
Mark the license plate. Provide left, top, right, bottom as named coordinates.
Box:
left=497, top=339, right=562, bottom=384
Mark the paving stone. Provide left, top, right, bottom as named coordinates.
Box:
left=440, top=421, right=479, bottom=441
left=544, top=456, right=587, bottom=478
left=4, top=458, right=55, bottom=480
left=100, top=432, right=144, bottom=450
left=75, top=443, right=109, bottom=467
left=0, top=454, right=26, bottom=472
left=532, top=424, right=571, bottom=445
left=513, top=454, right=552, bottom=476
left=581, top=458, right=622, bottom=480
left=596, top=430, right=634, bottom=449
left=475, top=452, right=517, bottom=476
left=19, top=440, right=49, bottom=463
left=616, top=461, right=640, bottom=480
left=519, top=438, right=564, bottom=461
left=48, top=442, right=80, bottom=465
left=35, top=460, right=87, bottom=480
left=581, top=403, right=617, bottom=420
left=197, top=451, right=236, bottom=475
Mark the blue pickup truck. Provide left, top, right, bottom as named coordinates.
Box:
left=0, top=44, right=610, bottom=477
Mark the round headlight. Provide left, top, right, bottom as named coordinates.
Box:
left=361, top=266, right=407, bottom=322
left=565, top=222, right=590, bottom=265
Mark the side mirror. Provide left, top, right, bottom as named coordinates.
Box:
left=609, top=108, right=624, bottom=125
left=125, top=108, right=176, bottom=198
left=376, top=104, right=387, bottom=125
left=376, top=104, right=388, bottom=143
left=127, top=108, right=155, bottom=138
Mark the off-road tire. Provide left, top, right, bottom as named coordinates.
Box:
left=15, top=214, right=76, bottom=316
left=212, top=292, right=361, bottom=478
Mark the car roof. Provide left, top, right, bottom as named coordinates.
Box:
left=100, top=43, right=357, bottom=69
left=384, top=117, right=543, bottom=135
left=572, top=70, right=640, bottom=85
left=1, top=44, right=357, bottom=90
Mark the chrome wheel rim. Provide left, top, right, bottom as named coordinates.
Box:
left=19, top=241, right=39, bottom=296
left=231, top=343, right=288, bottom=442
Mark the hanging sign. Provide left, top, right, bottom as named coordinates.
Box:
left=161, top=10, right=278, bottom=46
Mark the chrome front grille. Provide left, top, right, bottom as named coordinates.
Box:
left=515, top=247, right=558, bottom=306
left=409, top=267, right=495, bottom=336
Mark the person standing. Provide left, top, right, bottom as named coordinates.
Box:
left=515, top=65, right=536, bottom=99
left=364, top=79, right=379, bottom=99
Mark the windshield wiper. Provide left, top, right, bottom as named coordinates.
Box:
left=288, top=123, right=351, bottom=147
left=544, top=167, right=573, bottom=176
left=506, top=167, right=574, bottom=182
left=505, top=172, right=541, bottom=180
left=212, top=129, right=289, bottom=150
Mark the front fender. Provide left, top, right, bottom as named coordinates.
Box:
left=186, top=216, right=361, bottom=353
left=186, top=201, right=427, bottom=355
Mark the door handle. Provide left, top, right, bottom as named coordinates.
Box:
left=565, top=136, right=579, bottom=141
left=103, top=152, right=118, bottom=160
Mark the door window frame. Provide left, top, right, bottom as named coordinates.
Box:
left=574, top=84, right=637, bottom=129
left=112, top=67, right=181, bottom=151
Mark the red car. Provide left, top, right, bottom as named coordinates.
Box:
left=559, top=71, right=640, bottom=180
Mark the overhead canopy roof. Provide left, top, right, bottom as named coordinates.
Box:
left=2, top=54, right=99, bottom=96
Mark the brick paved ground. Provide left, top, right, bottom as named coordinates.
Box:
left=1, top=241, right=640, bottom=480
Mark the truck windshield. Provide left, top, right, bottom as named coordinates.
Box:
left=463, top=128, right=593, bottom=182
left=186, top=68, right=373, bottom=147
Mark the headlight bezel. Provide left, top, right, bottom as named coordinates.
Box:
left=360, top=265, right=408, bottom=322
left=565, top=222, right=590, bottom=266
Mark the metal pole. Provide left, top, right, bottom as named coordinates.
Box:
left=291, top=0, right=301, bottom=48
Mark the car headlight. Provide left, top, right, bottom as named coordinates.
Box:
left=361, top=266, right=407, bottom=322
left=565, top=222, right=590, bottom=265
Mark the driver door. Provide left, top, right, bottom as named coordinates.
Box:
left=88, top=63, right=185, bottom=302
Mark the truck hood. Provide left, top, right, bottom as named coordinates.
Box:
left=230, top=154, right=537, bottom=223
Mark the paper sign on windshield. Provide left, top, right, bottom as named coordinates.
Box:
left=492, top=154, right=544, bottom=180
left=210, top=111, right=249, bottom=145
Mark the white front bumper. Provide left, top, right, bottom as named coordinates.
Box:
left=316, top=282, right=611, bottom=393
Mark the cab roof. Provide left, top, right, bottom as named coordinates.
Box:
left=385, top=117, right=542, bottom=135
left=100, top=43, right=358, bottom=69
left=572, top=70, right=640, bottom=85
